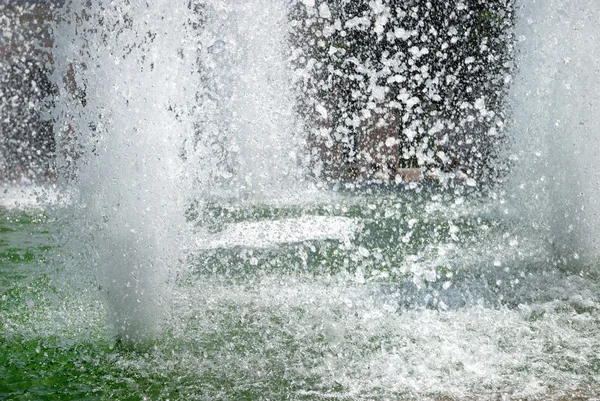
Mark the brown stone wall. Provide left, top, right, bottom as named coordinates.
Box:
left=356, top=113, right=400, bottom=182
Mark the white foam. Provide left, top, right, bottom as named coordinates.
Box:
left=196, top=215, right=358, bottom=249
left=0, top=185, right=61, bottom=210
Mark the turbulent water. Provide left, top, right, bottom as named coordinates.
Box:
left=2, top=0, right=600, bottom=399
left=508, top=0, right=600, bottom=268
left=3, top=189, right=600, bottom=399
left=194, top=0, right=306, bottom=198
left=50, top=0, right=199, bottom=342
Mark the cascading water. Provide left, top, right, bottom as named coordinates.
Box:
left=50, top=0, right=312, bottom=343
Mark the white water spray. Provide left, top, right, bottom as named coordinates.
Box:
left=510, top=0, right=600, bottom=266
left=52, top=1, right=198, bottom=342
left=10, top=0, right=600, bottom=397
left=51, top=0, right=305, bottom=342
left=193, top=0, right=305, bottom=199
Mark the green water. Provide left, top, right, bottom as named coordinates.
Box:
left=2, top=189, right=600, bottom=400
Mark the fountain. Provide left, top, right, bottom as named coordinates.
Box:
left=50, top=0, right=199, bottom=342
left=509, top=0, right=600, bottom=267
left=2, top=0, right=600, bottom=399
left=192, top=0, right=306, bottom=198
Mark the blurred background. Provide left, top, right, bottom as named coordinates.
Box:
left=0, top=0, right=61, bottom=184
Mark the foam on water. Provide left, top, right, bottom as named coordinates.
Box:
left=4, top=191, right=600, bottom=399
left=196, top=215, right=358, bottom=249
left=0, top=185, right=62, bottom=210
left=169, top=275, right=600, bottom=398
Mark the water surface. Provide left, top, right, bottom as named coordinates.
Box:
left=2, top=188, right=600, bottom=400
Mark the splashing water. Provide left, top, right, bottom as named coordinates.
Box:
left=51, top=1, right=199, bottom=342
left=3, top=0, right=600, bottom=399
left=50, top=0, right=310, bottom=343
left=509, top=0, right=600, bottom=267
left=192, top=0, right=306, bottom=199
